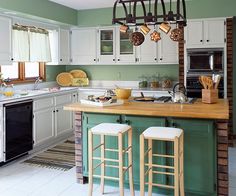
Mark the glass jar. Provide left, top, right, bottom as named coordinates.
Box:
left=3, top=84, right=14, bottom=97
left=138, top=75, right=148, bottom=88
left=149, top=74, right=159, bottom=88
left=161, top=76, right=172, bottom=89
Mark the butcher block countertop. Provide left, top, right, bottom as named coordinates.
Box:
left=64, top=99, right=229, bottom=120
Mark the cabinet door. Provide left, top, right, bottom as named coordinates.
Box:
left=137, top=26, right=157, bottom=64
left=116, top=27, right=136, bottom=64
left=59, top=29, right=70, bottom=64
left=0, top=16, right=12, bottom=65
left=71, top=28, right=97, bottom=65
left=97, top=27, right=116, bottom=64
left=185, top=20, right=204, bottom=47
left=205, top=19, right=226, bottom=46
left=55, top=106, right=73, bottom=136
left=169, top=118, right=216, bottom=195
left=157, top=26, right=178, bottom=64
left=33, top=107, right=54, bottom=145
left=82, top=113, right=121, bottom=176
left=124, top=115, right=166, bottom=187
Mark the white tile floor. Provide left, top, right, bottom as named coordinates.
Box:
left=0, top=147, right=235, bottom=196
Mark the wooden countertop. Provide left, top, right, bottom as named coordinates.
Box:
left=64, top=99, right=229, bottom=120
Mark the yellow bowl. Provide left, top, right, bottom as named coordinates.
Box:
left=115, top=88, right=132, bottom=99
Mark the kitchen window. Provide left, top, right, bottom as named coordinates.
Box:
left=0, top=62, right=45, bottom=83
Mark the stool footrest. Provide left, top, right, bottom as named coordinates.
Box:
left=93, top=157, right=119, bottom=163
left=93, top=174, right=119, bottom=181
left=145, top=182, right=175, bottom=189
left=153, top=153, right=174, bottom=158
left=105, top=148, right=119, bottom=152
left=145, top=163, right=174, bottom=169
left=93, top=143, right=104, bottom=151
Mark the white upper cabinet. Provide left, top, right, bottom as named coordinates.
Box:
left=185, top=18, right=226, bottom=48
left=157, top=26, right=179, bottom=64
left=137, top=26, right=157, bottom=64
left=70, top=28, right=97, bottom=65
left=116, top=27, right=136, bottom=64
left=97, top=27, right=116, bottom=64
left=0, top=16, right=13, bottom=65
left=58, top=29, right=70, bottom=64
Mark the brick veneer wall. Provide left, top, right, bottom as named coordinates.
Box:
left=226, top=18, right=234, bottom=145
left=74, top=112, right=87, bottom=184
left=217, top=120, right=229, bottom=196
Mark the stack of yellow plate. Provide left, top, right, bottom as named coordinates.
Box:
left=70, top=70, right=89, bottom=86
left=56, top=72, right=73, bottom=86
left=69, top=70, right=87, bottom=78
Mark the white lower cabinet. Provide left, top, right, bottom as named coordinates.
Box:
left=33, top=92, right=77, bottom=146
left=34, top=107, right=55, bottom=145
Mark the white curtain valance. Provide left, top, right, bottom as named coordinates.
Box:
left=12, top=27, right=51, bottom=62
left=12, top=29, right=30, bottom=62
left=29, top=31, right=51, bottom=62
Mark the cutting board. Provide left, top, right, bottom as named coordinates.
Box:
left=80, top=99, right=124, bottom=107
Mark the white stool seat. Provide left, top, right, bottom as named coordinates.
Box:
left=91, top=123, right=131, bottom=136
left=143, top=126, right=183, bottom=140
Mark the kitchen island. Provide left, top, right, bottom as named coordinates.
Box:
left=64, top=99, right=229, bottom=196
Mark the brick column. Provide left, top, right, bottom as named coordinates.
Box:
left=216, top=120, right=229, bottom=196
left=74, top=112, right=86, bottom=184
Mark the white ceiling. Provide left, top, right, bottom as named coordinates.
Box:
left=49, top=0, right=115, bottom=10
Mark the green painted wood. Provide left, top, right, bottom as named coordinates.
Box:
left=82, top=112, right=120, bottom=176
left=82, top=113, right=216, bottom=195
left=124, top=115, right=166, bottom=185
left=168, top=118, right=216, bottom=196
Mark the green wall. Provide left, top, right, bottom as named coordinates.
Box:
left=72, top=0, right=236, bottom=81
left=66, top=64, right=178, bottom=81
left=46, top=65, right=66, bottom=82
left=0, top=0, right=77, bottom=25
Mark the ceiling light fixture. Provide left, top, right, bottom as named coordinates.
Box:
left=112, top=0, right=187, bottom=27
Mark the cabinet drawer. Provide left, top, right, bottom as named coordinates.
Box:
left=34, top=97, right=54, bottom=111
left=55, top=94, right=72, bottom=105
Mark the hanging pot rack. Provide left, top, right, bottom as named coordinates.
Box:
left=112, top=0, right=187, bottom=27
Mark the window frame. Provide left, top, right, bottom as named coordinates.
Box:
left=0, top=62, right=46, bottom=84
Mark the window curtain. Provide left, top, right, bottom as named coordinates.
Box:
left=12, top=26, right=52, bottom=62
left=12, top=29, right=30, bottom=62
left=29, top=31, right=51, bottom=62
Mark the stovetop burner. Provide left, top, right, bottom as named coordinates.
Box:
left=131, top=96, right=197, bottom=104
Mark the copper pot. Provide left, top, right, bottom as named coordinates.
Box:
left=159, top=23, right=171, bottom=34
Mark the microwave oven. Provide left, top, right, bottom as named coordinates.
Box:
left=187, top=48, right=224, bottom=73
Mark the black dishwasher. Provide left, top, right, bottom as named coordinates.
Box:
left=4, top=100, right=33, bottom=161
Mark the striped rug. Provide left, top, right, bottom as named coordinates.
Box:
left=23, top=139, right=75, bottom=171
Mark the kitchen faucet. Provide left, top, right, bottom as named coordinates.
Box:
left=34, top=77, right=42, bottom=90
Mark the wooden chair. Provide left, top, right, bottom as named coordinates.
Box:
left=88, top=123, right=134, bottom=196
left=140, top=127, right=184, bottom=196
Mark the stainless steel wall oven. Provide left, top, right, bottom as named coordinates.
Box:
left=186, top=48, right=225, bottom=98
left=187, top=48, right=224, bottom=73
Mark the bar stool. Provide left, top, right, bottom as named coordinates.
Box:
left=140, top=127, right=184, bottom=196
left=88, top=123, right=134, bottom=196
